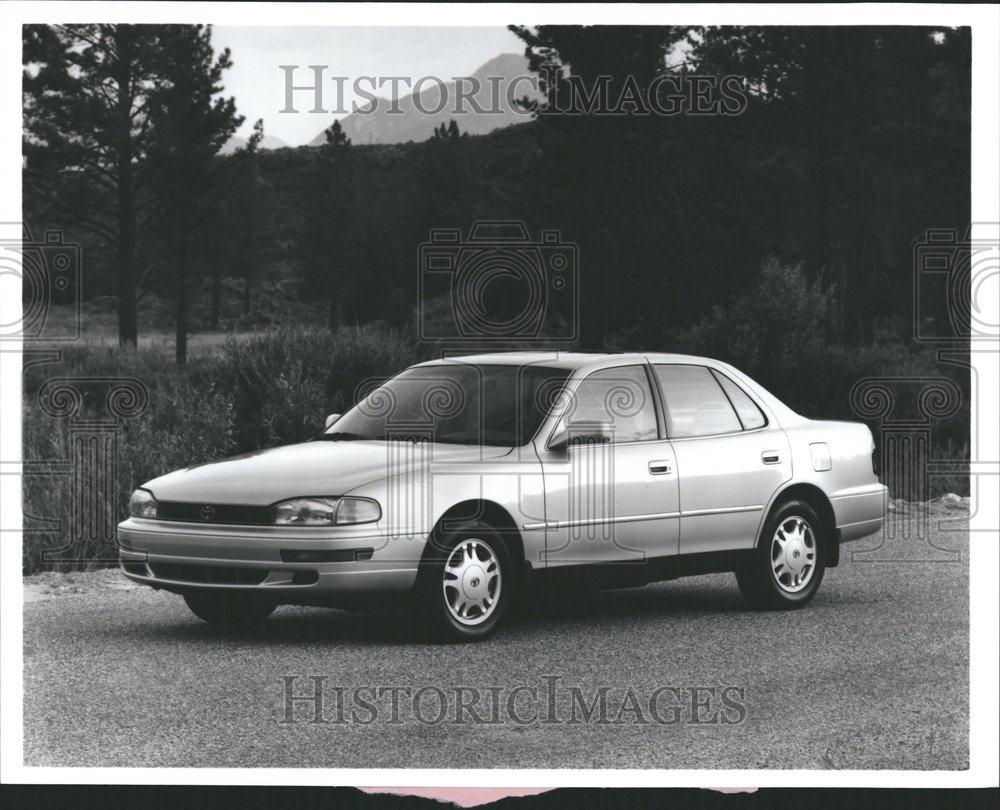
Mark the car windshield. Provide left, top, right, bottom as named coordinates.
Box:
left=322, top=364, right=570, bottom=447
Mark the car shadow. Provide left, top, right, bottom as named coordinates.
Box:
left=515, top=579, right=748, bottom=624
left=108, top=576, right=761, bottom=647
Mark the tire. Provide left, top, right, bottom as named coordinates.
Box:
left=418, top=520, right=514, bottom=642
left=736, top=499, right=826, bottom=610
left=183, top=590, right=276, bottom=625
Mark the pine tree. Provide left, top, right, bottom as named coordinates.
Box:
left=324, top=119, right=351, bottom=150
left=300, top=120, right=355, bottom=331
left=23, top=24, right=242, bottom=346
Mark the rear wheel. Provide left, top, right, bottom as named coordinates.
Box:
left=183, top=590, right=276, bottom=625
left=736, top=500, right=826, bottom=610
left=419, top=521, right=514, bottom=642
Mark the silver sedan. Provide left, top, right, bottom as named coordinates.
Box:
left=119, top=352, right=887, bottom=641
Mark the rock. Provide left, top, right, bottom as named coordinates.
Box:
left=941, top=493, right=964, bottom=509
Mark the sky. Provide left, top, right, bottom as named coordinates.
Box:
left=212, top=26, right=525, bottom=146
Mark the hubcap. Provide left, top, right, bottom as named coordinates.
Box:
left=442, top=539, right=501, bottom=626
left=770, top=516, right=817, bottom=593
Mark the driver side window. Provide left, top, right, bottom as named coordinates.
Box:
left=566, top=366, right=658, bottom=444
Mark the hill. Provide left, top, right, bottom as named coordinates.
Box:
left=220, top=133, right=290, bottom=155
left=307, top=53, right=540, bottom=146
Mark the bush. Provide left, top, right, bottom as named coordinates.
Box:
left=216, top=323, right=422, bottom=449
left=21, top=323, right=424, bottom=573
left=663, top=258, right=969, bottom=498
left=21, top=276, right=970, bottom=573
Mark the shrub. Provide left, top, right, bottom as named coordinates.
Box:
left=216, top=323, right=423, bottom=449
left=663, top=258, right=969, bottom=498
left=21, top=323, right=424, bottom=573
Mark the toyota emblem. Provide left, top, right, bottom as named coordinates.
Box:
left=200, top=505, right=216, bottom=521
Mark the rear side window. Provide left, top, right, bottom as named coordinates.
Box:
left=711, top=370, right=767, bottom=430
left=655, top=364, right=741, bottom=438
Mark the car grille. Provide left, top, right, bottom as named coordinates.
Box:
left=156, top=501, right=275, bottom=526
left=148, top=562, right=269, bottom=585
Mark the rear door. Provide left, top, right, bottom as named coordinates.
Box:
left=652, top=364, right=791, bottom=555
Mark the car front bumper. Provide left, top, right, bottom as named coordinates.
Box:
left=117, top=517, right=424, bottom=599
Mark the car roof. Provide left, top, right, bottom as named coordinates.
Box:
left=415, top=351, right=720, bottom=372
left=414, top=351, right=803, bottom=425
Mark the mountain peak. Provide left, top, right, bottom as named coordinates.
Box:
left=220, top=133, right=289, bottom=155
left=306, top=52, right=539, bottom=147
left=473, top=52, right=530, bottom=78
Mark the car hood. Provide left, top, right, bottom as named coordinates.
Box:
left=142, top=440, right=512, bottom=505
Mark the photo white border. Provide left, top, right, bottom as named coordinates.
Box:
left=1, top=1, right=997, bottom=790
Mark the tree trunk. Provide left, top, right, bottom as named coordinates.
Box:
left=810, top=30, right=834, bottom=285
left=578, top=126, right=608, bottom=351
left=640, top=136, right=665, bottom=349
left=115, top=200, right=138, bottom=346
left=328, top=279, right=339, bottom=332
left=211, top=265, right=221, bottom=327
left=115, top=26, right=138, bottom=347
left=175, top=262, right=188, bottom=367
left=843, top=42, right=870, bottom=348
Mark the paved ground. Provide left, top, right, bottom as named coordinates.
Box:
left=23, top=507, right=970, bottom=769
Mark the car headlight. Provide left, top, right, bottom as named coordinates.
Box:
left=335, top=497, right=382, bottom=525
left=129, top=488, right=157, bottom=519
left=272, top=496, right=381, bottom=526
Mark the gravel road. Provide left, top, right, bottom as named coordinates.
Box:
left=23, top=507, right=969, bottom=769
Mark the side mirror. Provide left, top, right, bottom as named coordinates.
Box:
left=548, top=420, right=613, bottom=452
left=324, top=413, right=342, bottom=430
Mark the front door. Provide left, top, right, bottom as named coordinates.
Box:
left=537, top=365, right=680, bottom=567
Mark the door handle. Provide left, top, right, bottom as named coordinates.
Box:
left=648, top=460, right=672, bottom=475
left=761, top=451, right=782, bottom=465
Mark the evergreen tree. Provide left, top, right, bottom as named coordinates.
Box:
left=300, top=120, right=355, bottom=331
left=23, top=24, right=242, bottom=346
left=146, top=26, right=243, bottom=364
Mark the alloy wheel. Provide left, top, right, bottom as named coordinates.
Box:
left=770, top=515, right=817, bottom=593
left=442, top=538, right=502, bottom=626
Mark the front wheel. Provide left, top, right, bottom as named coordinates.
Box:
left=419, top=521, right=514, bottom=642
left=183, top=590, right=276, bottom=625
left=736, top=500, right=826, bottom=610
